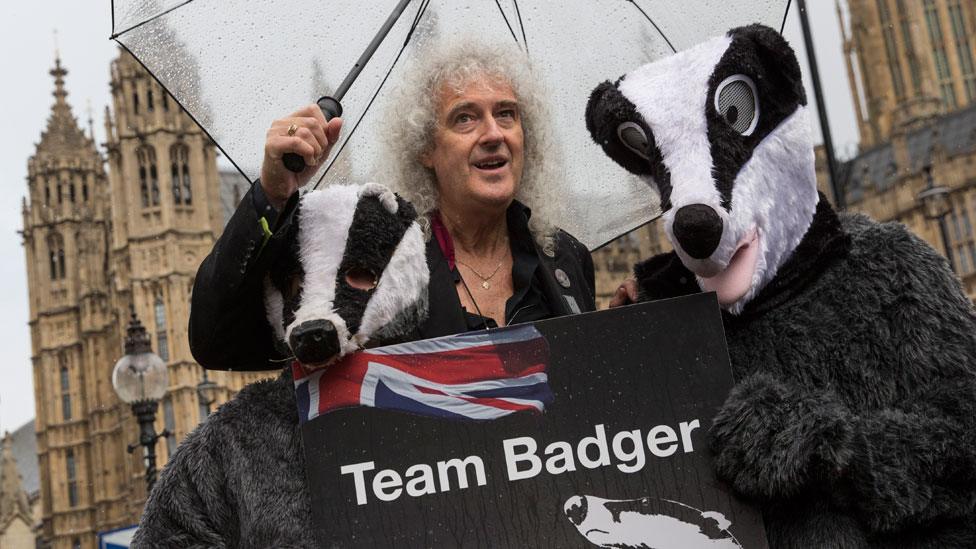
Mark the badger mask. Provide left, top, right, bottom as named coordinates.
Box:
left=587, top=24, right=818, bottom=314
left=264, top=183, right=429, bottom=367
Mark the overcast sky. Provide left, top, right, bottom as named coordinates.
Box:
left=0, top=1, right=860, bottom=434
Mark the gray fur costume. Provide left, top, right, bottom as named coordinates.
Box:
left=635, top=198, right=976, bottom=548
left=132, top=369, right=311, bottom=548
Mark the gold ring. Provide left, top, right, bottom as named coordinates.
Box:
left=287, top=123, right=299, bottom=136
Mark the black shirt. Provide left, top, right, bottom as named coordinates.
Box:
left=433, top=203, right=553, bottom=330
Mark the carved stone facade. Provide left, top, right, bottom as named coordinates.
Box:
left=22, top=52, right=268, bottom=549
left=843, top=0, right=976, bottom=147
left=831, top=0, right=976, bottom=301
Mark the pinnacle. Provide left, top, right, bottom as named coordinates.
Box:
left=51, top=55, right=68, bottom=104
left=34, top=54, right=96, bottom=160
left=0, top=432, right=31, bottom=523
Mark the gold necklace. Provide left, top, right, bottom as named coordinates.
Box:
left=456, top=259, right=503, bottom=290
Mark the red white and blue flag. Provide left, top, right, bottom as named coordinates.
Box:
left=292, top=325, right=552, bottom=423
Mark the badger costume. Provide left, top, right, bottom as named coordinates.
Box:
left=586, top=24, right=976, bottom=548
left=135, top=179, right=595, bottom=546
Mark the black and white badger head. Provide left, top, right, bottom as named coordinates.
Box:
left=586, top=24, right=817, bottom=314
left=265, top=183, right=429, bottom=367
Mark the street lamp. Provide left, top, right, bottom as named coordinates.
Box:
left=196, top=368, right=219, bottom=415
left=917, top=165, right=955, bottom=272
left=112, top=308, right=169, bottom=493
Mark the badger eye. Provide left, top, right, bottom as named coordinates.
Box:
left=344, top=267, right=378, bottom=291
left=616, top=121, right=651, bottom=160
left=714, top=74, right=759, bottom=136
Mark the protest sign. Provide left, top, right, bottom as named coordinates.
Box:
left=298, top=293, right=768, bottom=547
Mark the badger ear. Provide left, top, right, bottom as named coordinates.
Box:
left=730, top=24, right=806, bottom=107
left=359, top=182, right=399, bottom=214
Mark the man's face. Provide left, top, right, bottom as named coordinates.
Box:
left=422, top=76, right=525, bottom=212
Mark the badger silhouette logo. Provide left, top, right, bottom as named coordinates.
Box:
left=564, top=495, right=742, bottom=548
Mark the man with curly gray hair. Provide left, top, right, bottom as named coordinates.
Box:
left=366, top=41, right=595, bottom=333
left=188, top=42, right=597, bottom=373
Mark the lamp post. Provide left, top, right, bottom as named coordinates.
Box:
left=196, top=368, right=219, bottom=416
left=917, top=165, right=954, bottom=272
left=112, top=309, right=169, bottom=494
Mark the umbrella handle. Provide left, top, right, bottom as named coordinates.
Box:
left=282, top=96, right=344, bottom=173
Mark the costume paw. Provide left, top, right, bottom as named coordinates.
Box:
left=709, top=372, right=853, bottom=500
left=359, top=182, right=398, bottom=214
left=846, top=410, right=967, bottom=532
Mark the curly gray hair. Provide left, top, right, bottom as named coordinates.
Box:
left=375, top=41, right=559, bottom=253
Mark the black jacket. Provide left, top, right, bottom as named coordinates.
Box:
left=189, top=182, right=596, bottom=371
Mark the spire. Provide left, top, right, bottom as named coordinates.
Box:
left=0, top=432, right=31, bottom=523
left=35, top=54, right=94, bottom=159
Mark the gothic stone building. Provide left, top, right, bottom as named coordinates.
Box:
left=830, top=0, right=976, bottom=298
left=22, top=52, right=263, bottom=549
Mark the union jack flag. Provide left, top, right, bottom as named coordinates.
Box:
left=292, top=325, right=552, bottom=423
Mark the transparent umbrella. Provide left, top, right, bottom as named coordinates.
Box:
left=111, top=0, right=791, bottom=249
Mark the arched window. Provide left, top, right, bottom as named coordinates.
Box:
left=44, top=180, right=51, bottom=206
left=66, top=449, right=78, bottom=507
left=147, top=88, right=155, bottom=112
left=162, top=92, right=170, bottom=112
left=137, top=147, right=160, bottom=207
left=137, top=149, right=149, bottom=207
left=57, top=182, right=63, bottom=205
left=82, top=182, right=89, bottom=202
left=170, top=144, right=192, bottom=205
left=155, top=297, right=169, bottom=361
left=60, top=353, right=71, bottom=421
left=69, top=182, right=76, bottom=203
left=47, top=233, right=65, bottom=280
left=132, top=89, right=140, bottom=115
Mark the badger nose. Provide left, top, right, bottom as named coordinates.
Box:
left=564, top=496, right=588, bottom=526
left=672, top=204, right=723, bottom=259
left=289, top=319, right=340, bottom=365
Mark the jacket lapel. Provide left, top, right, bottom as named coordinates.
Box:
left=419, top=238, right=468, bottom=339
left=534, top=244, right=573, bottom=317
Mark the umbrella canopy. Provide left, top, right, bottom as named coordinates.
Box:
left=111, top=0, right=790, bottom=249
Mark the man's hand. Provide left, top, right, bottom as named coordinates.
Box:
left=608, top=278, right=638, bottom=308
left=259, top=104, right=343, bottom=210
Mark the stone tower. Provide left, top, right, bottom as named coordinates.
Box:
left=22, top=54, right=124, bottom=549
left=842, top=0, right=976, bottom=147
left=100, top=47, right=265, bottom=529
left=23, top=51, right=269, bottom=549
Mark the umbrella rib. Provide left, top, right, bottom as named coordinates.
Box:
left=314, top=0, right=433, bottom=189
left=404, top=0, right=431, bottom=46
left=110, top=0, right=197, bottom=39
left=493, top=0, right=522, bottom=46
left=780, top=0, right=793, bottom=34
left=512, top=0, right=529, bottom=56
left=624, top=0, right=676, bottom=54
